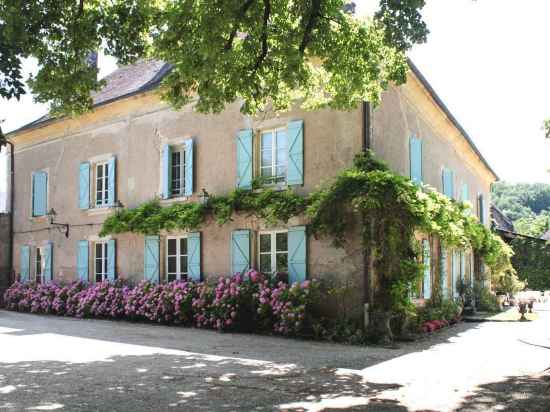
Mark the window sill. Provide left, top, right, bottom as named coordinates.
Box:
left=86, top=206, right=115, bottom=216
left=29, top=215, right=48, bottom=223
left=254, top=183, right=288, bottom=193
left=160, top=196, right=190, bottom=205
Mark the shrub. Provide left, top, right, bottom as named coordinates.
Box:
left=474, top=283, right=501, bottom=313
left=2, top=272, right=319, bottom=338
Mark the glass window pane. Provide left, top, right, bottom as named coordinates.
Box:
left=276, top=233, right=288, bottom=252
left=96, top=243, right=103, bottom=259
left=276, top=253, right=288, bottom=273
left=276, top=130, right=287, bottom=150
left=97, top=165, right=103, bottom=178
left=261, top=132, right=272, bottom=151
left=168, top=256, right=177, bottom=274
left=276, top=165, right=287, bottom=179
left=181, top=256, right=188, bottom=274
left=180, top=238, right=187, bottom=255
left=95, top=259, right=102, bottom=276
left=167, top=274, right=176, bottom=282
left=97, top=179, right=103, bottom=191
left=260, top=254, right=271, bottom=273
left=104, top=164, right=109, bottom=178
left=261, top=150, right=272, bottom=168
left=260, top=234, right=271, bottom=253
left=167, top=239, right=177, bottom=255
left=261, top=167, right=273, bottom=178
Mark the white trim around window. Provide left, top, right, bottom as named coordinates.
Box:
left=258, top=230, right=288, bottom=275
left=95, top=161, right=110, bottom=207
left=260, top=128, right=288, bottom=185
left=166, top=235, right=189, bottom=281
left=94, top=241, right=109, bottom=282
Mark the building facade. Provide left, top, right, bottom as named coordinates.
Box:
left=7, top=60, right=497, bottom=311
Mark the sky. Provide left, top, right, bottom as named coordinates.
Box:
left=1, top=0, right=550, bottom=210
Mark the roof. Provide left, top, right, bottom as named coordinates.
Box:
left=9, top=60, right=172, bottom=135
left=491, top=204, right=515, bottom=232
left=407, top=59, right=499, bottom=181
left=8, top=57, right=501, bottom=180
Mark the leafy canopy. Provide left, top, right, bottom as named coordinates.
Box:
left=0, top=0, right=427, bottom=117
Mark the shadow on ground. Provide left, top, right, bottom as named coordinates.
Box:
left=456, top=372, right=550, bottom=412
left=0, top=353, right=409, bottom=411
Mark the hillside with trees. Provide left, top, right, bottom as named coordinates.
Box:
left=492, top=182, right=550, bottom=237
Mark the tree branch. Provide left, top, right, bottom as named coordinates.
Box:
left=299, top=0, right=322, bottom=54
left=251, top=0, right=271, bottom=72
left=78, top=0, right=84, bottom=17
left=224, top=0, right=256, bottom=51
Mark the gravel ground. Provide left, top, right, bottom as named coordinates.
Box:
left=0, top=305, right=549, bottom=411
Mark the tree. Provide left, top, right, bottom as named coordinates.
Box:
left=0, top=0, right=428, bottom=120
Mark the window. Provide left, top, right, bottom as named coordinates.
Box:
left=95, top=241, right=109, bottom=282
left=166, top=236, right=188, bottom=281
left=32, top=170, right=48, bottom=217
left=35, top=247, right=43, bottom=284
left=95, top=162, right=110, bottom=207
left=258, top=231, right=288, bottom=274
left=171, top=147, right=186, bottom=197
left=260, top=129, right=287, bottom=184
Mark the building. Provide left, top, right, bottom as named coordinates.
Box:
left=5, top=59, right=497, bottom=312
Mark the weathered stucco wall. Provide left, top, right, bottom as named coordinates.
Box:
left=372, top=72, right=495, bottom=223
left=10, top=94, right=364, bottom=304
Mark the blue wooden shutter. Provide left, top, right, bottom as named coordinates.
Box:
left=79, top=162, right=90, bottom=210
left=422, top=239, right=431, bottom=299
left=107, top=239, right=116, bottom=281
left=231, top=230, right=250, bottom=275
left=43, top=243, right=53, bottom=282
left=20, top=245, right=30, bottom=282
left=77, top=240, right=89, bottom=283
left=452, top=250, right=459, bottom=298
left=187, top=232, right=201, bottom=281
left=162, top=144, right=172, bottom=199
left=287, top=120, right=304, bottom=186
left=442, top=168, right=454, bottom=198
left=462, top=183, right=469, bottom=203
left=32, top=171, right=48, bottom=216
left=236, top=129, right=253, bottom=189
left=409, top=135, right=422, bottom=185
left=288, top=226, right=307, bottom=284
left=184, top=139, right=194, bottom=197
left=478, top=194, right=485, bottom=224
left=107, top=157, right=116, bottom=206
left=144, top=236, right=160, bottom=282
left=440, top=243, right=448, bottom=298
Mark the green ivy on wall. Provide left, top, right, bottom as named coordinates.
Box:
left=100, top=151, right=512, bottom=316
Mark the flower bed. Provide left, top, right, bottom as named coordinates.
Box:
left=3, top=271, right=317, bottom=337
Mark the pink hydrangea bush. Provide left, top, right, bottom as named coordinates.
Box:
left=3, top=272, right=319, bottom=337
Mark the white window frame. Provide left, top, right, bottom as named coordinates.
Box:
left=166, top=235, right=189, bottom=281
left=260, top=128, right=288, bottom=184
left=258, top=230, right=288, bottom=274
left=35, top=247, right=44, bottom=283
left=95, top=161, right=110, bottom=208
left=94, top=241, right=109, bottom=282
left=170, top=145, right=186, bottom=198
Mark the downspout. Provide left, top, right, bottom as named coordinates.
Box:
left=7, top=140, right=14, bottom=285
left=362, top=101, right=371, bottom=326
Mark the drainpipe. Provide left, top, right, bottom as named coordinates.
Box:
left=0, top=128, right=14, bottom=287
left=362, top=101, right=371, bottom=327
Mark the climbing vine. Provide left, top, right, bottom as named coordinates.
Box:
left=100, top=151, right=512, bottom=317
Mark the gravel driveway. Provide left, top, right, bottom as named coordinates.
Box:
left=0, top=305, right=549, bottom=411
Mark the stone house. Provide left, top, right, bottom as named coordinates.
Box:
left=5, top=59, right=497, bottom=311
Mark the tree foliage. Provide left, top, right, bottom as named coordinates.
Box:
left=492, top=181, right=550, bottom=236
left=0, top=0, right=427, bottom=117
left=510, top=237, right=550, bottom=291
